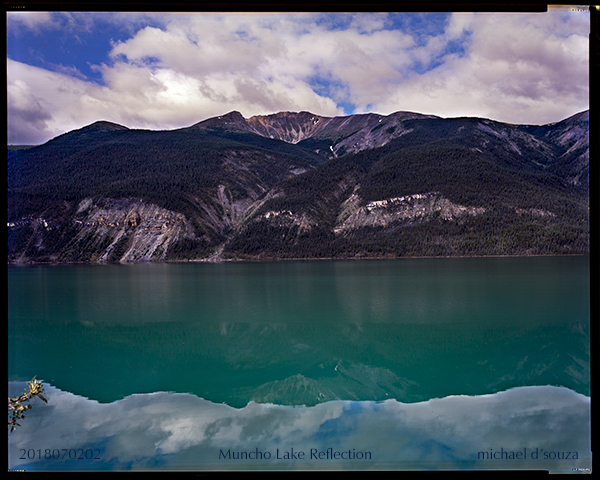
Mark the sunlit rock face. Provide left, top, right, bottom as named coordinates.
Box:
left=334, top=192, right=486, bottom=235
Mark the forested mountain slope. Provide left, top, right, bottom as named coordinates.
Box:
left=7, top=109, right=589, bottom=263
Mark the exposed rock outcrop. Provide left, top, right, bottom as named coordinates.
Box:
left=334, top=192, right=486, bottom=234
left=71, top=198, right=197, bottom=263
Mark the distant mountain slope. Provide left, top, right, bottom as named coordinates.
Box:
left=520, top=110, right=590, bottom=191
left=7, top=109, right=589, bottom=263
left=8, top=122, right=321, bottom=262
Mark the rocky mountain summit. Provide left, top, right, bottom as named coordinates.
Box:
left=8, top=109, right=589, bottom=263
left=186, top=109, right=440, bottom=159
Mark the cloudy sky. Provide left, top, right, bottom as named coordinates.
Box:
left=7, top=8, right=590, bottom=145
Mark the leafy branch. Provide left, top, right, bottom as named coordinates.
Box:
left=8, top=377, right=48, bottom=432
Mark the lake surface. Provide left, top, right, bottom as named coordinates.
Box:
left=8, top=256, right=591, bottom=472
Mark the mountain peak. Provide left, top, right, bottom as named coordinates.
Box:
left=83, top=120, right=129, bottom=132
left=45, top=120, right=129, bottom=145
left=186, top=110, right=249, bottom=132
left=249, top=110, right=322, bottom=120
left=219, top=111, right=246, bottom=121
left=561, top=109, right=589, bottom=125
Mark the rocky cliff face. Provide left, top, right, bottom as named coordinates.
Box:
left=334, top=191, right=486, bottom=235
left=9, top=184, right=284, bottom=264
left=8, top=198, right=198, bottom=263
left=71, top=198, right=195, bottom=263
left=245, top=111, right=326, bottom=144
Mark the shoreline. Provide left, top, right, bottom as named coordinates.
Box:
left=6, top=252, right=590, bottom=266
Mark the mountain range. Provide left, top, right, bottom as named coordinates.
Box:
left=7, top=109, right=589, bottom=263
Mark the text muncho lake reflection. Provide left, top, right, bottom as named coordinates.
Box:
left=219, top=447, right=372, bottom=461
left=219, top=447, right=581, bottom=462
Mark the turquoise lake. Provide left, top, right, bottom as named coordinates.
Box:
left=7, top=256, right=591, bottom=472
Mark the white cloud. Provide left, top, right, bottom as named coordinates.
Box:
left=6, top=11, right=59, bottom=31
left=105, top=13, right=415, bottom=113
left=7, top=59, right=117, bottom=143
left=373, top=11, right=589, bottom=124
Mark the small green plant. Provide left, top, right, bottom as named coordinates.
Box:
left=8, top=377, right=48, bottom=432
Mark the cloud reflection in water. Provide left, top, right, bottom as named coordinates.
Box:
left=7, top=383, right=590, bottom=472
